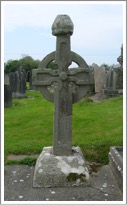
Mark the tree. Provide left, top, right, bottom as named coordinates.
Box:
left=4, top=60, right=21, bottom=74
left=20, top=56, right=40, bottom=72
left=4, top=56, right=41, bottom=74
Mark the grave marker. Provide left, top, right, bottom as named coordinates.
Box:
left=4, top=74, right=12, bottom=107
left=33, top=14, right=94, bottom=187
left=93, top=65, right=107, bottom=93
left=9, top=66, right=27, bottom=98
left=103, top=44, right=123, bottom=97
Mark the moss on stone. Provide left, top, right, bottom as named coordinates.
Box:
left=67, top=173, right=85, bottom=182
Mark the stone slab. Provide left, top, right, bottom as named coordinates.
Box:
left=109, top=146, right=123, bottom=192
left=4, top=164, right=123, bottom=201
left=93, top=66, right=107, bottom=93
left=33, top=146, right=89, bottom=187
left=4, top=74, right=9, bottom=84
left=4, top=84, right=12, bottom=107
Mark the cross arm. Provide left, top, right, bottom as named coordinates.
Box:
left=32, top=68, right=60, bottom=102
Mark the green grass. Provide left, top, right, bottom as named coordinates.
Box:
left=4, top=90, right=123, bottom=164
left=5, top=157, right=37, bottom=166
left=73, top=96, right=123, bottom=163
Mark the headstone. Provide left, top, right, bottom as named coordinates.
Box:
left=117, top=44, right=123, bottom=67
left=4, top=83, right=12, bottom=107
left=32, top=14, right=94, bottom=187
left=9, top=66, right=27, bottom=98
left=93, top=65, right=107, bottom=93
left=4, top=74, right=9, bottom=84
left=4, top=74, right=12, bottom=107
left=103, top=44, right=123, bottom=97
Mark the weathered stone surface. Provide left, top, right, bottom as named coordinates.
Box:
left=117, top=44, right=123, bottom=67
left=109, top=146, right=123, bottom=192
left=32, top=15, right=94, bottom=156
left=38, top=51, right=89, bottom=69
left=4, top=74, right=9, bottom=84
left=9, top=67, right=27, bottom=98
left=33, top=14, right=94, bottom=187
left=103, top=67, right=123, bottom=97
left=93, top=65, right=107, bottom=93
left=103, top=45, right=123, bottom=97
left=4, top=84, right=12, bottom=107
left=33, top=146, right=89, bottom=187
left=52, top=14, right=74, bottom=36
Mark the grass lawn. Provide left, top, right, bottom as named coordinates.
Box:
left=4, top=90, right=123, bottom=164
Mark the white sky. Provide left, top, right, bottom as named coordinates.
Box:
left=2, top=1, right=125, bottom=66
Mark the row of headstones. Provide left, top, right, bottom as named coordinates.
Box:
left=4, top=66, right=27, bottom=107
left=92, top=63, right=123, bottom=96
left=22, top=47, right=123, bottom=96
left=29, top=44, right=123, bottom=97
left=92, top=44, right=123, bottom=97
left=4, top=65, right=123, bottom=108
left=4, top=63, right=122, bottom=108
left=4, top=67, right=38, bottom=107
left=4, top=45, right=123, bottom=107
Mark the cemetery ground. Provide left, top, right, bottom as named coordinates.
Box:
left=4, top=90, right=123, bottom=165
left=4, top=90, right=123, bottom=201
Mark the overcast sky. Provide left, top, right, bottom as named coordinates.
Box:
left=3, top=1, right=124, bottom=66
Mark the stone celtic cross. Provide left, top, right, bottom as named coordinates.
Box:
left=32, top=15, right=94, bottom=156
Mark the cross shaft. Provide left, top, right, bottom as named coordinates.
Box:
left=52, top=15, right=74, bottom=155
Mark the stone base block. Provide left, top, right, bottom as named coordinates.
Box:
left=33, top=146, right=90, bottom=188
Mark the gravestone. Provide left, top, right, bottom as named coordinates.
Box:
left=116, top=44, right=123, bottom=91
left=93, top=64, right=107, bottom=93
left=4, top=74, right=12, bottom=107
left=9, top=66, right=27, bottom=98
left=4, top=74, right=9, bottom=84
left=117, top=44, right=123, bottom=67
left=103, top=44, right=123, bottom=97
left=32, top=14, right=94, bottom=187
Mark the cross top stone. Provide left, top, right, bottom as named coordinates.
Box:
left=32, top=14, right=94, bottom=156
left=52, top=14, right=74, bottom=36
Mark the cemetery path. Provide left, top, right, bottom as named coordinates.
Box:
left=4, top=164, right=122, bottom=202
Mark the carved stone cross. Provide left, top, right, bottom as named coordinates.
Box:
left=32, top=15, right=94, bottom=156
